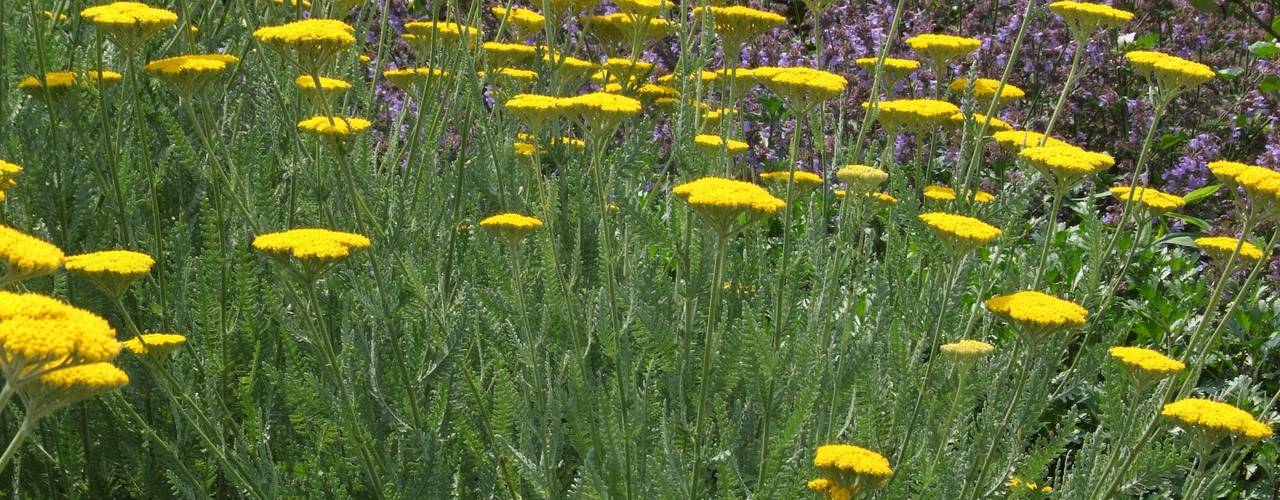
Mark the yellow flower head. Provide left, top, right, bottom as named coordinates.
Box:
left=491, top=6, right=545, bottom=37
left=985, top=290, right=1088, bottom=339
left=1007, top=477, right=1054, bottom=495
left=673, top=177, right=786, bottom=234
left=836, top=165, right=889, bottom=194
left=253, top=19, right=355, bottom=72
left=64, top=250, right=155, bottom=298
left=294, top=75, right=352, bottom=105
left=1232, top=165, right=1280, bottom=212
left=868, top=192, right=898, bottom=209
left=596, top=57, right=655, bottom=89
left=904, top=33, right=982, bottom=64
left=505, top=93, right=568, bottom=130
left=253, top=228, right=371, bottom=279
left=383, top=67, right=449, bottom=91
left=992, top=130, right=1070, bottom=151
left=876, top=99, right=961, bottom=133
left=483, top=42, right=539, bottom=68
left=479, top=213, right=544, bottom=241
left=297, top=115, right=371, bottom=140
left=17, top=71, right=76, bottom=97
left=614, top=0, right=669, bottom=18
left=25, top=362, right=129, bottom=415
left=1109, top=185, right=1185, bottom=216
left=764, top=67, right=847, bottom=107
left=0, top=226, right=65, bottom=285
left=948, top=112, right=1013, bottom=133
left=541, top=51, right=599, bottom=85
left=923, top=184, right=995, bottom=204
left=1206, top=160, right=1251, bottom=190
left=693, top=6, right=786, bottom=52
left=0, top=292, right=121, bottom=380
left=559, top=92, right=643, bottom=135
left=940, top=339, right=995, bottom=361
left=693, top=135, right=749, bottom=156
left=584, top=13, right=671, bottom=49
left=918, top=212, right=1002, bottom=251
left=401, top=21, right=480, bottom=54
left=1162, top=398, right=1273, bottom=443
left=855, top=57, right=920, bottom=85
left=1049, top=1, right=1134, bottom=38
left=700, top=106, right=738, bottom=132
left=80, top=2, right=177, bottom=53
left=812, top=444, right=893, bottom=494
left=483, top=68, right=540, bottom=93
left=122, top=333, right=187, bottom=359
left=949, top=78, right=1025, bottom=108
left=0, top=160, right=21, bottom=196
left=1019, top=145, right=1114, bottom=187
left=1108, top=346, right=1184, bottom=382
left=760, top=171, right=824, bottom=194
left=1194, top=236, right=1263, bottom=265
left=1125, top=50, right=1214, bottom=94
left=144, top=54, right=238, bottom=97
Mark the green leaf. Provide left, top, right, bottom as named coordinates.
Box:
left=1249, top=40, right=1280, bottom=59
left=1131, top=32, right=1160, bottom=50
left=1217, top=67, right=1245, bottom=79
left=1182, top=183, right=1221, bottom=204
left=1260, top=75, right=1280, bottom=94
left=1187, top=0, right=1219, bottom=14
left=1164, top=212, right=1212, bottom=231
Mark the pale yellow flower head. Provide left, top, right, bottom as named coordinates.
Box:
left=985, top=290, right=1088, bottom=340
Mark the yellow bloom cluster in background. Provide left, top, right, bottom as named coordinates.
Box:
left=1162, top=398, right=1273, bottom=443
left=1108, top=346, right=1184, bottom=382
left=918, top=212, right=1002, bottom=250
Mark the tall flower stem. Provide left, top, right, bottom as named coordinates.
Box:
left=851, top=0, right=907, bottom=162
left=687, top=230, right=729, bottom=500
left=125, top=51, right=170, bottom=319
left=1040, top=36, right=1086, bottom=141
left=92, top=34, right=134, bottom=243
left=1100, top=97, right=1169, bottom=262
left=1032, top=184, right=1066, bottom=288
left=963, top=341, right=1037, bottom=500
left=0, top=415, right=36, bottom=473
left=921, top=365, right=969, bottom=488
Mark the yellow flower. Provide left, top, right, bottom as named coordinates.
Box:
left=992, top=130, right=1070, bottom=151
left=86, top=70, right=124, bottom=90
left=1019, top=145, right=1114, bottom=187
left=1108, top=346, right=1184, bottom=382
left=693, top=6, right=786, bottom=53
left=923, top=184, right=995, bottom=204
left=1194, top=236, right=1263, bottom=265
left=763, top=67, right=847, bottom=108
left=0, top=226, right=65, bottom=285
left=948, top=77, right=1025, bottom=108
left=760, top=171, right=824, bottom=194
left=17, top=71, right=76, bottom=96
left=144, top=54, right=238, bottom=97
left=693, top=135, right=749, bottom=156
left=584, top=13, right=670, bottom=49
left=80, top=2, right=177, bottom=53
left=673, top=177, right=786, bottom=235
left=482, top=68, right=540, bottom=92
left=700, top=107, right=737, bottom=132
left=1007, top=477, right=1054, bottom=494
left=483, top=42, right=539, bottom=68
left=868, top=192, right=897, bottom=209
left=875, top=99, right=961, bottom=133
left=985, top=291, right=1088, bottom=340
left=0, top=160, right=22, bottom=196
left=1125, top=50, right=1214, bottom=94
left=121, top=333, right=187, bottom=359
left=1049, top=1, right=1134, bottom=38
left=297, top=115, right=372, bottom=140
left=401, top=21, right=480, bottom=53
left=1109, top=185, right=1185, bottom=216
left=948, top=112, right=1013, bottom=133
left=64, top=250, right=155, bottom=298
left=542, top=52, right=599, bottom=85
left=854, top=57, right=920, bottom=85
left=1206, top=160, right=1251, bottom=190
left=0, top=292, right=121, bottom=383
left=836, top=165, right=888, bottom=194
left=479, top=213, right=544, bottom=241
left=295, top=75, right=352, bottom=104
left=940, top=339, right=995, bottom=361
left=24, top=362, right=128, bottom=416
left=1231, top=165, right=1280, bottom=212
left=904, top=33, right=982, bottom=65
left=1162, top=398, right=1273, bottom=443
left=614, top=0, right=668, bottom=18
left=253, top=228, right=371, bottom=279
left=505, top=93, right=567, bottom=130
left=491, top=6, right=545, bottom=37
left=812, top=444, right=893, bottom=496
left=253, top=19, right=355, bottom=72
left=656, top=70, right=719, bottom=86
left=918, top=212, right=1002, bottom=251
left=559, top=92, right=643, bottom=136
left=44, top=10, right=69, bottom=22
left=383, top=67, right=449, bottom=91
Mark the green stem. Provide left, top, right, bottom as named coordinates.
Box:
left=964, top=342, right=1037, bottom=500
left=125, top=50, right=170, bottom=321
left=1041, top=36, right=1086, bottom=141
left=851, top=0, right=907, bottom=162
left=1032, top=185, right=1065, bottom=288
left=688, top=231, right=729, bottom=500
left=1100, top=98, right=1169, bottom=263
left=0, top=415, right=37, bottom=474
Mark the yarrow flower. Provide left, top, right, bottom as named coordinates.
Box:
left=949, top=78, right=1025, bottom=109
left=559, top=92, right=643, bottom=137
left=673, top=177, right=786, bottom=235
left=483, top=42, right=539, bottom=68
left=505, top=93, right=565, bottom=130
left=383, top=67, right=449, bottom=91
left=490, top=6, right=545, bottom=38
left=836, top=165, right=888, bottom=194
left=1161, top=398, right=1273, bottom=444
left=1019, top=145, right=1114, bottom=188
left=16, top=71, right=120, bottom=96
left=923, top=184, right=995, bottom=204
left=80, top=2, right=178, bottom=53
left=809, top=444, right=893, bottom=498
left=854, top=57, right=920, bottom=88
left=763, top=67, right=847, bottom=109
left=992, top=130, right=1070, bottom=151
left=614, top=0, right=669, bottom=18
left=121, top=333, right=187, bottom=359
left=948, top=112, right=1013, bottom=133
left=253, top=19, right=355, bottom=73
left=985, top=290, right=1087, bottom=341
left=253, top=228, right=371, bottom=280
left=1049, top=1, right=1133, bottom=39
left=1229, top=164, right=1280, bottom=214
left=295, top=75, right=352, bottom=105
left=875, top=99, right=961, bottom=133
left=0, top=226, right=65, bottom=285
left=479, top=213, right=544, bottom=241
left=693, top=135, right=749, bottom=156
left=904, top=33, right=982, bottom=66
left=940, top=339, right=995, bottom=362
left=760, top=171, right=824, bottom=194
left=692, top=6, right=786, bottom=57
left=1125, top=50, right=1215, bottom=96
left=1194, top=236, right=1263, bottom=265
left=1108, top=346, right=1184, bottom=383
left=22, top=362, right=129, bottom=419
left=297, top=115, right=371, bottom=140
left=1108, top=186, right=1186, bottom=217
left=918, top=212, right=1002, bottom=251
left=0, top=292, right=121, bottom=385
left=144, top=54, right=238, bottom=97
left=64, top=250, right=155, bottom=299
left=584, top=13, right=671, bottom=50
left=0, top=160, right=22, bottom=201
left=401, top=20, right=480, bottom=54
